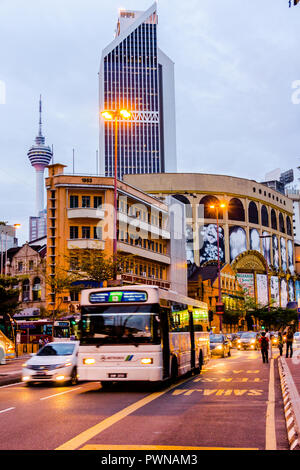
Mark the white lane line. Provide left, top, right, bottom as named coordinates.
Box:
left=265, top=358, right=276, bottom=450
left=0, top=382, right=23, bottom=390
left=40, top=387, right=82, bottom=401
left=0, top=407, right=15, bottom=414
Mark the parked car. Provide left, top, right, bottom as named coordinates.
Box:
left=22, top=341, right=79, bottom=386
left=237, top=332, right=260, bottom=350
left=210, top=334, right=231, bottom=358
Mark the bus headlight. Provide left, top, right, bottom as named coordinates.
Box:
left=141, top=358, right=153, bottom=365
left=83, top=358, right=96, bottom=365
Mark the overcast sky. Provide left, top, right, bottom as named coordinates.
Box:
left=0, top=0, right=299, bottom=244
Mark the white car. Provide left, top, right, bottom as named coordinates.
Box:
left=22, top=341, right=79, bottom=386
left=293, top=332, right=300, bottom=344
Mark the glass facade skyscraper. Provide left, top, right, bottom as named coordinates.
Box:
left=99, top=3, right=177, bottom=179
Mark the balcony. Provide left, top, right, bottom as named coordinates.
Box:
left=67, top=239, right=105, bottom=250
left=121, top=273, right=170, bottom=290
left=118, top=211, right=170, bottom=240
left=67, top=208, right=105, bottom=220
left=117, top=241, right=171, bottom=264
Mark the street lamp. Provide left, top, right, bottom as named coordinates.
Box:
left=209, top=202, right=226, bottom=332
left=101, top=109, right=131, bottom=266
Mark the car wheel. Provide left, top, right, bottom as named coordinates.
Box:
left=70, top=368, right=78, bottom=386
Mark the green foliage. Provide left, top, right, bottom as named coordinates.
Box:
left=0, top=275, right=20, bottom=315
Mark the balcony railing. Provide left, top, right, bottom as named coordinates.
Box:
left=67, top=207, right=105, bottom=219
left=67, top=239, right=105, bottom=250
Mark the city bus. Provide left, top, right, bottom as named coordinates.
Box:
left=14, top=319, right=71, bottom=345
left=77, top=285, right=210, bottom=385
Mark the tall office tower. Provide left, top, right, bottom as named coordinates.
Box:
left=27, top=97, right=52, bottom=241
left=99, top=2, right=177, bottom=179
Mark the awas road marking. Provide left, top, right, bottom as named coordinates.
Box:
left=194, top=377, right=263, bottom=383
left=172, top=389, right=263, bottom=397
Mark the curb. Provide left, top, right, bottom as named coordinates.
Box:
left=0, top=374, right=21, bottom=387
left=278, top=358, right=300, bottom=450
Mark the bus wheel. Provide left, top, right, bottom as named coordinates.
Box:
left=171, top=357, right=178, bottom=382
left=101, top=381, right=112, bottom=390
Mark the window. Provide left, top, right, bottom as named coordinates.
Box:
left=82, top=196, right=91, bottom=208
left=248, top=201, right=258, bottom=224
left=70, top=291, right=79, bottom=302
left=70, top=195, right=79, bottom=208
left=32, top=277, right=41, bottom=301
left=70, top=226, right=78, bottom=239
left=82, top=226, right=90, bottom=239
left=228, top=198, right=245, bottom=221
left=261, top=205, right=269, bottom=227
left=18, top=262, right=23, bottom=272
left=29, top=260, right=34, bottom=271
left=22, top=279, right=30, bottom=302
left=199, top=195, right=224, bottom=219
left=94, top=196, right=102, bottom=209
left=271, top=209, right=277, bottom=230
left=94, top=226, right=102, bottom=240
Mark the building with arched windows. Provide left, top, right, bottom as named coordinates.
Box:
left=124, top=173, right=296, bottom=310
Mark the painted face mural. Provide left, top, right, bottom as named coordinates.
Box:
left=280, top=238, right=287, bottom=272
left=272, top=235, right=279, bottom=270
left=229, top=226, right=247, bottom=262
left=250, top=229, right=260, bottom=252
left=199, top=224, right=225, bottom=266
left=262, top=231, right=271, bottom=266
left=287, top=240, right=294, bottom=275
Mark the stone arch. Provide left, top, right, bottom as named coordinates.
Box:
left=228, top=198, right=245, bottom=221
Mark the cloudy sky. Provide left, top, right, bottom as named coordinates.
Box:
left=0, top=0, right=299, bottom=244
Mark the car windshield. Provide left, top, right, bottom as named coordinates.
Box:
left=210, top=334, right=224, bottom=343
left=241, top=332, right=256, bottom=339
left=37, top=344, right=75, bottom=356
left=80, top=305, right=161, bottom=345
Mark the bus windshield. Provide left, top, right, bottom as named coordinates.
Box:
left=80, top=305, right=161, bottom=345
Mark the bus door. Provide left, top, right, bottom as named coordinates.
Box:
left=160, top=307, right=170, bottom=379
left=189, top=310, right=196, bottom=370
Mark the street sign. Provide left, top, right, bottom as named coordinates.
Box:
left=215, top=303, right=224, bottom=315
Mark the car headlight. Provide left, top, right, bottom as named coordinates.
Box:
left=251, top=339, right=255, bottom=344
left=216, top=345, right=223, bottom=350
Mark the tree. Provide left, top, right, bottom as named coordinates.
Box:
left=0, top=275, right=20, bottom=340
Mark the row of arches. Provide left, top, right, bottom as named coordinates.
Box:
left=172, top=194, right=292, bottom=235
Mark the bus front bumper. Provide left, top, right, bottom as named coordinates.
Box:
left=77, top=366, right=164, bottom=382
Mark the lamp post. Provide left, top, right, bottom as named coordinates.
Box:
left=209, top=202, right=226, bottom=332
left=100, top=109, right=131, bottom=268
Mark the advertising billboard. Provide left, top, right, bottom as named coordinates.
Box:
left=270, top=276, right=279, bottom=307
left=256, top=274, right=268, bottom=306
left=287, top=239, right=294, bottom=275
left=280, top=237, right=287, bottom=272
left=236, top=273, right=255, bottom=298
left=229, top=226, right=247, bottom=262
left=288, top=279, right=295, bottom=302
left=281, top=279, right=288, bottom=308
left=262, top=231, right=271, bottom=266
left=199, top=224, right=225, bottom=266
left=272, top=235, right=279, bottom=270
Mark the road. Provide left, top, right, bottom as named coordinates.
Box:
left=0, top=349, right=289, bottom=451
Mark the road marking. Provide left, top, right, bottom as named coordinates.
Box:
left=0, top=407, right=15, bottom=414
left=40, top=387, right=82, bottom=401
left=0, top=382, right=23, bottom=390
left=80, top=444, right=259, bottom=450
left=56, top=376, right=196, bottom=450
left=171, top=388, right=264, bottom=397
left=265, top=358, right=276, bottom=450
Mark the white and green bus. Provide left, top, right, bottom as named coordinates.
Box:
left=77, top=285, right=210, bottom=385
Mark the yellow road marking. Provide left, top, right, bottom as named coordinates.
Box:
left=56, top=375, right=196, bottom=450
left=80, top=444, right=258, bottom=450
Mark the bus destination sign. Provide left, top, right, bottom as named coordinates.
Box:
left=89, top=291, right=148, bottom=304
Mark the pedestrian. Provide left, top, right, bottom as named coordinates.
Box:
left=286, top=327, right=294, bottom=358
left=38, top=337, right=44, bottom=349
left=277, top=332, right=283, bottom=356
left=265, top=329, right=272, bottom=359
left=259, top=331, right=269, bottom=364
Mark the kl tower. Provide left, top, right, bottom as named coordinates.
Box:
left=28, top=96, right=53, bottom=240
left=28, top=96, right=52, bottom=214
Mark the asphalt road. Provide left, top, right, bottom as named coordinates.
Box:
left=0, top=349, right=289, bottom=451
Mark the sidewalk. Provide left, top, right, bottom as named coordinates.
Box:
left=0, top=354, right=30, bottom=387
left=278, top=351, right=300, bottom=450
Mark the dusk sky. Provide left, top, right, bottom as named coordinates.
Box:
left=0, top=0, right=299, bottom=244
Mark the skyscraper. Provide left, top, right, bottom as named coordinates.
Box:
left=99, top=3, right=177, bottom=179
left=27, top=96, right=52, bottom=241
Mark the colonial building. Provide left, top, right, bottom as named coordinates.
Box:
left=45, top=164, right=187, bottom=314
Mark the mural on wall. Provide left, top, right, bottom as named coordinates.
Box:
left=287, top=239, right=294, bottom=275
left=281, top=279, right=288, bottom=308
left=272, top=235, right=279, bottom=270
left=186, top=224, right=195, bottom=265
left=270, top=276, right=279, bottom=307
left=250, top=228, right=260, bottom=252
left=236, top=273, right=255, bottom=298
left=262, top=231, right=271, bottom=266
left=199, top=224, right=225, bottom=266
left=296, top=280, right=300, bottom=303
left=288, top=279, right=295, bottom=302
left=280, top=237, right=287, bottom=272
left=256, top=274, right=268, bottom=306
left=229, top=226, right=247, bottom=262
